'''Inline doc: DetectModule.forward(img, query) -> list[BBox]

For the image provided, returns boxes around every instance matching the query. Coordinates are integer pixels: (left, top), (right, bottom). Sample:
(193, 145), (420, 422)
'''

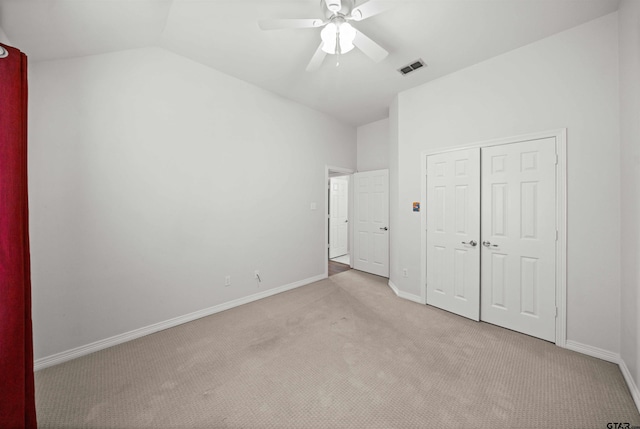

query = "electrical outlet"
(402, 268), (408, 278)
(224, 275), (231, 287)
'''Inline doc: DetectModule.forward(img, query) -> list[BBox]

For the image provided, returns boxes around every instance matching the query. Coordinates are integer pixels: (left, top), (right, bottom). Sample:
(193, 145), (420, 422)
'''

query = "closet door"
(426, 149), (481, 320)
(480, 138), (557, 342)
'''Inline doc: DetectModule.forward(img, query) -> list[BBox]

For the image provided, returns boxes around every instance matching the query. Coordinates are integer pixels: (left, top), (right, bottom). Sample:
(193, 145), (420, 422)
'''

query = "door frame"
(325, 165), (355, 278)
(420, 129), (567, 347)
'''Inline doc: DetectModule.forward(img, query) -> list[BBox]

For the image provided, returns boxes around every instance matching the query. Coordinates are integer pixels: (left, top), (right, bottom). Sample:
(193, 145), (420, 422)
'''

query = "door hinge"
(555, 307), (558, 318)
(556, 230), (559, 241)
(555, 154), (559, 165)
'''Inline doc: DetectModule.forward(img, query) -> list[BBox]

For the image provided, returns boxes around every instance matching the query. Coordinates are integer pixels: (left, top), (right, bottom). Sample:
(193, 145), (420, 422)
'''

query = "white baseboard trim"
(565, 340), (640, 414)
(387, 280), (425, 305)
(564, 340), (620, 364)
(34, 273), (327, 371)
(387, 280), (400, 296)
(619, 358), (640, 413)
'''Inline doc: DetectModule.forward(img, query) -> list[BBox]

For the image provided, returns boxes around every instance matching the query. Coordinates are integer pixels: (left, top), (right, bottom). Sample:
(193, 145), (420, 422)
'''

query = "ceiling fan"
(258, 0), (392, 71)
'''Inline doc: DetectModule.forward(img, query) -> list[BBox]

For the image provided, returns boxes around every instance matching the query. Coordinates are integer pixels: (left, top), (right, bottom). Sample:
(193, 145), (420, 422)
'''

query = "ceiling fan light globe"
(321, 23), (338, 54)
(340, 41), (355, 53)
(337, 22), (356, 53)
(339, 22), (356, 48)
(320, 21), (356, 55)
(321, 43), (335, 55)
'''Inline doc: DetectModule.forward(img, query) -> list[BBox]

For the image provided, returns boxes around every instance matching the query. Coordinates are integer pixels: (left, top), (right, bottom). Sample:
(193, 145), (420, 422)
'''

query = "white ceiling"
(0, 0), (620, 126)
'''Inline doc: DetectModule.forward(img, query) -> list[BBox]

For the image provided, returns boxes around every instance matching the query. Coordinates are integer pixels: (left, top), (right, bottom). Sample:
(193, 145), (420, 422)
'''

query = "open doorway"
(325, 166), (354, 277)
(329, 175), (349, 264)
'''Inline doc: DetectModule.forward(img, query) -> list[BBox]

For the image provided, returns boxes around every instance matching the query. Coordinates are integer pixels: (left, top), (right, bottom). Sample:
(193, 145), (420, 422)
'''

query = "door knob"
(380, 227), (388, 231)
(461, 240), (477, 247)
(482, 241), (498, 248)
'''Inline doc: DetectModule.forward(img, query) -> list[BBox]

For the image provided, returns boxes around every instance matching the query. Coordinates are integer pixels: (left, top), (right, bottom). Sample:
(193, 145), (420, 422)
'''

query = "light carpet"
(35, 270), (640, 428)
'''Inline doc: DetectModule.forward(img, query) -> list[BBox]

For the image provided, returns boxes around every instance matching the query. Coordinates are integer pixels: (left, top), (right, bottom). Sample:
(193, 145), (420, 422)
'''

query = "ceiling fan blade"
(353, 30), (388, 63)
(258, 19), (324, 31)
(306, 43), (327, 72)
(350, 1), (394, 21)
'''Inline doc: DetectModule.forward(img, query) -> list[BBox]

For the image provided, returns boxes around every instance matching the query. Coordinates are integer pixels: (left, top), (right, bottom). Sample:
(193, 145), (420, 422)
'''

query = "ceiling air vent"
(398, 59), (426, 76)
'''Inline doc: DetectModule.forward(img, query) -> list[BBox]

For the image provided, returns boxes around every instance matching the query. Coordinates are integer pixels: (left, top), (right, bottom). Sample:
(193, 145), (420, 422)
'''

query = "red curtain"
(0, 43), (37, 429)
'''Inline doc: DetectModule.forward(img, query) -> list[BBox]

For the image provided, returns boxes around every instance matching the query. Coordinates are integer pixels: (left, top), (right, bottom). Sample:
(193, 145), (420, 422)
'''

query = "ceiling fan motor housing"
(326, 0), (341, 12)
(322, 0), (354, 18)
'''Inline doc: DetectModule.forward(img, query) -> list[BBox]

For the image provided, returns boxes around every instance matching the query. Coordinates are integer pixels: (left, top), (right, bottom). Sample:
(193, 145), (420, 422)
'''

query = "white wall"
(619, 0), (640, 397)
(391, 13), (621, 352)
(0, 25), (10, 44)
(28, 47), (356, 360)
(357, 118), (389, 172)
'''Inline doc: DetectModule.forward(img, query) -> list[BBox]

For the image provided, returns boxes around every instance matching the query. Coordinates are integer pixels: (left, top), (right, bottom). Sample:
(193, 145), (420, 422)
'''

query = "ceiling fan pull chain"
(335, 25), (341, 67)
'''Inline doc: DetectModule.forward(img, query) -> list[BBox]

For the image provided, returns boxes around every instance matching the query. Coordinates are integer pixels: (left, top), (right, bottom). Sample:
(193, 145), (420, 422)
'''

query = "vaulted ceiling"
(0, 0), (620, 126)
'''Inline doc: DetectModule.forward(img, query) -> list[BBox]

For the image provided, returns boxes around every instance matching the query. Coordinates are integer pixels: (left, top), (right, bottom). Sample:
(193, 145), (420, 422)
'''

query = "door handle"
(461, 240), (477, 247)
(380, 227), (388, 231)
(482, 241), (498, 248)
(345, 220), (348, 223)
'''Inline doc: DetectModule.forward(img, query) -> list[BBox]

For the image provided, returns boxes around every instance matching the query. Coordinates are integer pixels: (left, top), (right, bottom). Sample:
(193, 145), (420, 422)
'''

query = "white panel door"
(480, 138), (557, 342)
(353, 169), (389, 277)
(329, 177), (349, 259)
(426, 149), (481, 320)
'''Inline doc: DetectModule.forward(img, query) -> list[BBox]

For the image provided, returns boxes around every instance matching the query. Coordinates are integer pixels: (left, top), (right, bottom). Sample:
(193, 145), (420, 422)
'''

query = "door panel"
(520, 257), (538, 316)
(480, 138), (556, 342)
(454, 249), (468, 298)
(426, 148), (480, 321)
(490, 253), (507, 308)
(353, 170), (389, 277)
(357, 232), (368, 261)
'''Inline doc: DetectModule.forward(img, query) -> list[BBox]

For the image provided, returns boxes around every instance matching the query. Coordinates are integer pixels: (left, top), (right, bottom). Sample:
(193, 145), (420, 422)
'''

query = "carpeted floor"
(35, 270), (640, 428)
